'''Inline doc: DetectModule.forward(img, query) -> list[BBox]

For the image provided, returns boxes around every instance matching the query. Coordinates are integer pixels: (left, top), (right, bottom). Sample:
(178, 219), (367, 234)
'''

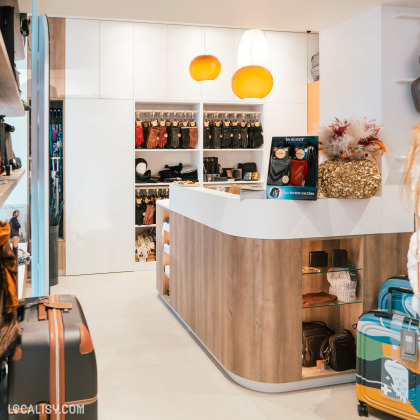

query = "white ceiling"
(19, 0), (420, 32)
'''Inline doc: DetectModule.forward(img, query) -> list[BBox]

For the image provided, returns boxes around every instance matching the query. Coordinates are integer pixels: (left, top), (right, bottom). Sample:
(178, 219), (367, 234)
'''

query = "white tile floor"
(52, 271), (399, 420)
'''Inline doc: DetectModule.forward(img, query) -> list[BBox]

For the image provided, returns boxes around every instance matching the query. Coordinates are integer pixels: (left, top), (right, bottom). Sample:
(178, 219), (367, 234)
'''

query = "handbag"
(302, 321), (334, 367)
(320, 329), (356, 371)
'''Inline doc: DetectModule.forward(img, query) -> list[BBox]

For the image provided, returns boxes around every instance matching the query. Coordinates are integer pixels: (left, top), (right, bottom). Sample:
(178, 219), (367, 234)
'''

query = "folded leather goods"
(180, 165), (198, 181)
(302, 291), (337, 305)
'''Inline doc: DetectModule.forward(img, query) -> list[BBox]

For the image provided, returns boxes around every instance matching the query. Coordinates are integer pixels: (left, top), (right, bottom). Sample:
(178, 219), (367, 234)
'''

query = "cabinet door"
(100, 21), (134, 99)
(133, 23), (168, 101)
(264, 32), (307, 104)
(201, 27), (235, 102)
(65, 19), (100, 98)
(65, 99), (134, 275)
(167, 25), (202, 101)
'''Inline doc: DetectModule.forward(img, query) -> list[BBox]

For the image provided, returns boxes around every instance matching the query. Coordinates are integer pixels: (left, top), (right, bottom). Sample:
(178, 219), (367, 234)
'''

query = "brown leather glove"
(142, 204), (156, 225)
(189, 127), (198, 149)
(157, 126), (168, 148)
(147, 127), (159, 149)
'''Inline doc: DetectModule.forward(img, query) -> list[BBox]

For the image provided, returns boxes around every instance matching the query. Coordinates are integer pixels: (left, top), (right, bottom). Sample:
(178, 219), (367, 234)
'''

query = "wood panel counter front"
(156, 202), (411, 392)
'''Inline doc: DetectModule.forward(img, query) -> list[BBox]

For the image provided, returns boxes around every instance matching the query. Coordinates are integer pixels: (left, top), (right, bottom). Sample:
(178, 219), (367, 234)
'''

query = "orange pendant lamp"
(189, 54), (221, 81)
(232, 29), (273, 99)
(232, 65), (273, 99)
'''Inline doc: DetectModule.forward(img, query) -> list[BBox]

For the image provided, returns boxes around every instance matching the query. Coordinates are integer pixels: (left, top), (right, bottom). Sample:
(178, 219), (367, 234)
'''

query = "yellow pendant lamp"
(189, 55), (221, 81)
(232, 65), (273, 99)
(232, 29), (273, 99)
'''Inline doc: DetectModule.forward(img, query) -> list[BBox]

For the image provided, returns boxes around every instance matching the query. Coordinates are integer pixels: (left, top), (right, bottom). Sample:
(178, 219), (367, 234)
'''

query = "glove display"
(135, 114), (197, 149)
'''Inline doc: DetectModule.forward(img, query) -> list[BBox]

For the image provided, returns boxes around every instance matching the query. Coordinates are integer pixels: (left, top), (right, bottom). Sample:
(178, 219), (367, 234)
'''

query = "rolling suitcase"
(356, 288), (420, 419)
(378, 276), (417, 319)
(6, 295), (97, 419)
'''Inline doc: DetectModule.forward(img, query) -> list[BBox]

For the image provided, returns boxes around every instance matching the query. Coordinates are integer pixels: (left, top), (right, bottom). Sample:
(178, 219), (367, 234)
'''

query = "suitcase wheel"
(357, 402), (368, 417)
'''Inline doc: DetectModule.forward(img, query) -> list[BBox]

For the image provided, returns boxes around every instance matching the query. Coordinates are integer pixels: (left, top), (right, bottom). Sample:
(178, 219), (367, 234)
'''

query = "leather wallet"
(309, 251), (328, 267)
(332, 249), (347, 267)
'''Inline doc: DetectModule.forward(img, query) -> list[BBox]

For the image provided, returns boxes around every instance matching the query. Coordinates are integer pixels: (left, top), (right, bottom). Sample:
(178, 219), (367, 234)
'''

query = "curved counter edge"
(160, 295), (356, 393)
(165, 185), (413, 240)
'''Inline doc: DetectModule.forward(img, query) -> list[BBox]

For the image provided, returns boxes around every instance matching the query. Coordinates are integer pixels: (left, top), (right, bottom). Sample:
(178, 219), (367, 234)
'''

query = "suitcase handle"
(369, 310), (419, 326)
(387, 287), (414, 314)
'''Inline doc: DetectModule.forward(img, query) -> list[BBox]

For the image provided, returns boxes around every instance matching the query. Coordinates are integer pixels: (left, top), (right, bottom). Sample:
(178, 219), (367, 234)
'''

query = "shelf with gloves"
(135, 149), (200, 152)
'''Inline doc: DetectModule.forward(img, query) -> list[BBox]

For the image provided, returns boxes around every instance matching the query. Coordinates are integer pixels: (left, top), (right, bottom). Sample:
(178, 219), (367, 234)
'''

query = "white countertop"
(156, 185), (413, 240)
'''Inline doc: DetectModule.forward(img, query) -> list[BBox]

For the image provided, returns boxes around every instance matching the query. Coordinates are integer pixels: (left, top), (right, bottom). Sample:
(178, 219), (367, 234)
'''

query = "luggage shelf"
(302, 366), (356, 380)
(302, 300), (362, 309)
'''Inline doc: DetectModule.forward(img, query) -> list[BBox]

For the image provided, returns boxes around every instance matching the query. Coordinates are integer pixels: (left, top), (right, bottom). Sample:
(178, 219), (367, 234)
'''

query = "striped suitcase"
(378, 276), (417, 319)
(356, 310), (420, 419)
(6, 295), (98, 419)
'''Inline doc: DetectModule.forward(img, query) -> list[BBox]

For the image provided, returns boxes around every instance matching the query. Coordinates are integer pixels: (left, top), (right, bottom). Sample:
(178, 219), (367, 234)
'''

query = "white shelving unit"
(133, 100), (265, 269)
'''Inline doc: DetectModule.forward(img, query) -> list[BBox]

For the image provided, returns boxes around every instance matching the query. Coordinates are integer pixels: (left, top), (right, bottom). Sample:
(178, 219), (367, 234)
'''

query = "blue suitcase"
(378, 276), (417, 319)
(357, 308), (420, 418)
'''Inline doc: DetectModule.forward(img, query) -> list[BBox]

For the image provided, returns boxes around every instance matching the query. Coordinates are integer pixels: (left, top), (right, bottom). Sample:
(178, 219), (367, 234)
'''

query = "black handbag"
(238, 162), (257, 173)
(320, 329), (356, 371)
(302, 321), (334, 367)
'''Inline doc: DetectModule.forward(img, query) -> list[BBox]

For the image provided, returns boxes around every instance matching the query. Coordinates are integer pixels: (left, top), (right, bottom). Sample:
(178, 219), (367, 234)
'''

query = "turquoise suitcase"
(378, 276), (417, 319)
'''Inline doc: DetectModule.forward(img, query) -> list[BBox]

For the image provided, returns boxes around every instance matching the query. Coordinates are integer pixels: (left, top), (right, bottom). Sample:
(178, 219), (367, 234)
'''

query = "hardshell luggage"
(7, 295), (97, 419)
(378, 276), (417, 319)
(356, 310), (420, 419)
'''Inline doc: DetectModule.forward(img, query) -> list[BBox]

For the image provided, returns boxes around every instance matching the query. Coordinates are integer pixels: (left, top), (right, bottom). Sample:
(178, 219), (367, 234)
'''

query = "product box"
(266, 136), (318, 200)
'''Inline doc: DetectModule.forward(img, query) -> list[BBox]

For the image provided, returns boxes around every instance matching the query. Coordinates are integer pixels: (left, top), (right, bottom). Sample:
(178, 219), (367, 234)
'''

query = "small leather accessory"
(252, 124), (263, 148)
(170, 126), (181, 149)
(232, 168), (242, 180)
(135, 123), (143, 148)
(180, 126), (190, 149)
(239, 162), (257, 173)
(320, 329), (356, 371)
(240, 126), (248, 148)
(157, 126), (167, 148)
(203, 125), (211, 149)
(147, 126), (159, 148)
(309, 251), (328, 268)
(290, 159), (307, 186)
(189, 126), (198, 149)
(332, 249), (347, 267)
(221, 123), (232, 148)
(302, 321), (335, 367)
(231, 124), (240, 148)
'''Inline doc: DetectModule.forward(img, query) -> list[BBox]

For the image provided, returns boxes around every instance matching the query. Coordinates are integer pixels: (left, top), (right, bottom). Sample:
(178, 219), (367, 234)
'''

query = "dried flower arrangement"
(315, 118), (387, 161)
(315, 118), (386, 199)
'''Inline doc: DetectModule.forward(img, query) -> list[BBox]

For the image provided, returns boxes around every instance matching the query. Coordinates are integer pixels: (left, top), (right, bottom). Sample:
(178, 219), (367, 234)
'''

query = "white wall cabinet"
(167, 25), (202, 101)
(100, 21), (134, 99)
(133, 23), (168, 101)
(65, 19), (100, 98)
(201, 27), (236, 102)
(65, 99), (134, 275)
(265, 32), (307, 104)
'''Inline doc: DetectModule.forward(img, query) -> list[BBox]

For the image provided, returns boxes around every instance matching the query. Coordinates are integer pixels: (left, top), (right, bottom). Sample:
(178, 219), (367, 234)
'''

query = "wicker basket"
(318, 160), (381, 199)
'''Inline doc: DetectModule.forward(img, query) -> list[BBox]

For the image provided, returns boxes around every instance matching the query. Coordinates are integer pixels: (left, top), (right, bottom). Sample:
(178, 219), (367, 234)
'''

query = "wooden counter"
(156, 201), (411, 392)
